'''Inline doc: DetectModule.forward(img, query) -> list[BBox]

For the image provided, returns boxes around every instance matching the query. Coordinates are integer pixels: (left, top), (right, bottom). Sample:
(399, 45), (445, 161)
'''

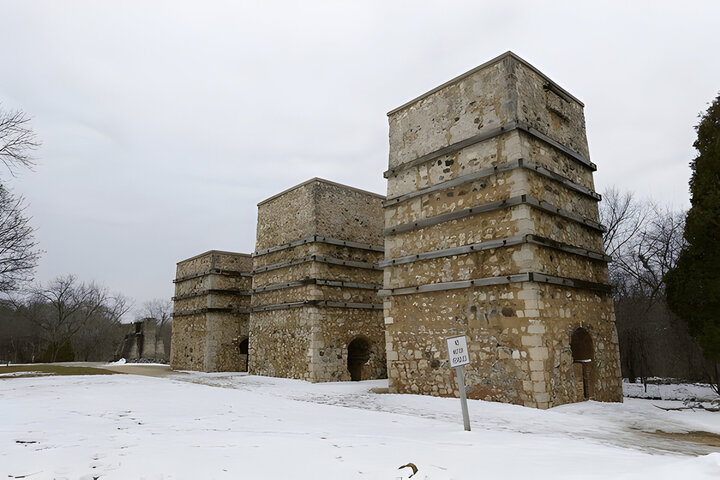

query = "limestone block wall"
(383, 51), (622, 408)
(249, 178), (387, 382)
(171, 250), (252, 372)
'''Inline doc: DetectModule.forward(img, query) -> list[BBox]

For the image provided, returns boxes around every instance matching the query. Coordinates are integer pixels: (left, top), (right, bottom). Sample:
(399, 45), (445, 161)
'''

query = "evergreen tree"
(665, 92), (720, 393)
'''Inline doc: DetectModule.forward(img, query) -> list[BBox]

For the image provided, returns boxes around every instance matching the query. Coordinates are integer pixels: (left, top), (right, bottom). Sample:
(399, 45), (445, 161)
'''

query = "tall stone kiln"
(249, 178), (387, 382)
(171, 250), (252, 372)
(381, 51), (623, 408)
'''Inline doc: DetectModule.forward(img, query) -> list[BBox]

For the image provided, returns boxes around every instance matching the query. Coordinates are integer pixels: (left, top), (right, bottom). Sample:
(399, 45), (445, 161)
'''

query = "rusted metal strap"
(382, 194), (605, 236)
(171, 306), (250, 317)
(253, 255), (382, 274)
(383, 159), (599, 207)
(253, 235), (383, 257)
(383, 120), (594, 179)
(172, 289), (252, 301)
(379, 272), (611, 297)
(252, 278), (381, 293)
(250, 300), (383, 312)
(379, 234), (609, 267)
(173, 269), (252, 283)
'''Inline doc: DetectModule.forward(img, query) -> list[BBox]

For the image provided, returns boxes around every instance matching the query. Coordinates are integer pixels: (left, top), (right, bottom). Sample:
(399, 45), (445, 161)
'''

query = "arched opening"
(570, 328), (594, 399)
(347, 337), (371, 381)
(239, 338), (249, 372)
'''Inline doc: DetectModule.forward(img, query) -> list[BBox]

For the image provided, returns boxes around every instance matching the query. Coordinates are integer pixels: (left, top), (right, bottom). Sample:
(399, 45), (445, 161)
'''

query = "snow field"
(1, 372), (719, 479)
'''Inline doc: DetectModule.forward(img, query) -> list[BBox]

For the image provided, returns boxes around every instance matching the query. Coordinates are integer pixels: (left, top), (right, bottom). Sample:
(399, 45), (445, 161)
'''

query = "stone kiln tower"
(249, 178), (387, 382)
(170, 251), (252, 372)
(381, 52), (623, 407)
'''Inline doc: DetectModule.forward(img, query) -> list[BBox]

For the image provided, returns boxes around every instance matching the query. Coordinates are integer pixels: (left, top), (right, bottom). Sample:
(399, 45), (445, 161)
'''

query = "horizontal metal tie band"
(383, 120), (594, 179)
(379, 235), (526, 267)
(382, 196), (520, 236)
(383, 158), (600, 208)
(172, 306), (250, 317)
(252, 278), (381, 293)
(528, 272), (612, 293)
(253, 255), (382, 274)
(250, 300), (383, 312)
(173, 269), (252, 283)
(379, 274), (532, 296)
(313, 279), (380, 289)
(383, 160), (521, 206)
(521, 125), (596, 170)
(318, 301), (383, 310)
(524, 234), (611, 262)
(529, 196), (606, 232)
(253, 235), (384, 257)
(378, 272), (611, 297)
(384, 123), (517, 179)
(382, 194), (605, 236)
(523, 160), (601, 200)
(379, 233), (610, 268)
(171, 289), (252, 301)
(249, 301), (310, 312)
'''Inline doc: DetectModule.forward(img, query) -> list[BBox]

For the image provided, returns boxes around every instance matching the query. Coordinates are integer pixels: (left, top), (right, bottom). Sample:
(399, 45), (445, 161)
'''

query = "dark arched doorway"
(239, 338), (249, 372)
(570, 328), (594, 399)
(347, 337), (371, 381)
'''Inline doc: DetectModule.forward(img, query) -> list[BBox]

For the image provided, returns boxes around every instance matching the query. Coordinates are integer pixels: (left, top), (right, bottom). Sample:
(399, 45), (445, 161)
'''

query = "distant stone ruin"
(170, 51), (622, 408)
(116, 318), (168, 363)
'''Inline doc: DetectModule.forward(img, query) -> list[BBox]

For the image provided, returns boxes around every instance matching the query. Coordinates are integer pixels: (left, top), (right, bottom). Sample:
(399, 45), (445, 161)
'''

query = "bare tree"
(601, 188), (706, 382)
(0, 185), (41, 293)
(15, 275), (131, 362)
(600, 189), (685, 300)
(600, 187), (648, 262)
(612, 205), (685, 301)
(73, 311), (128, 362)
(0, 105), (41, 294)
(0, 104), (39, 175)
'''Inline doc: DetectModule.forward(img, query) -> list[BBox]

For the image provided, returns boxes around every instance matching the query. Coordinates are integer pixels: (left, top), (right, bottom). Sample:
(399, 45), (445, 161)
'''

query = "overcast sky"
(0, 1), (718, 319)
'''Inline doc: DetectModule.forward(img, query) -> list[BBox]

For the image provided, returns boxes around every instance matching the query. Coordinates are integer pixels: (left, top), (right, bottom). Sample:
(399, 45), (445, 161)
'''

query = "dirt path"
(97, 364), (185, 378)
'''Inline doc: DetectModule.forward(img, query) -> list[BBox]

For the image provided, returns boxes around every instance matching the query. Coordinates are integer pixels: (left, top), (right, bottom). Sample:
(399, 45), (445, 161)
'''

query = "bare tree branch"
(0, 185), (40, 293)
(0, 104), (39, 176)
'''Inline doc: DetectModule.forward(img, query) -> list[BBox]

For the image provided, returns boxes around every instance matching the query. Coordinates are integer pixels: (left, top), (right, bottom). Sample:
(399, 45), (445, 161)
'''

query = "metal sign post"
(446, 335), (471, 431)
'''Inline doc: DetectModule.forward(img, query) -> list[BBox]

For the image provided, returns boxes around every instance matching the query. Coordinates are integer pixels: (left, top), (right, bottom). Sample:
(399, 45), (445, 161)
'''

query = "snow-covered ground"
(1, 370), (719, 480)
(623, 379), (718, 402)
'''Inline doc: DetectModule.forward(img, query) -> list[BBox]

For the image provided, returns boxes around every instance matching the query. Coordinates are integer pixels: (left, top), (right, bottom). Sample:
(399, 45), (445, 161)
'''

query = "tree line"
(600, 92), (720, 393)
(600, 188), (706, 383)
(0, 276), (171, 364)
(0, 103), (171, 365)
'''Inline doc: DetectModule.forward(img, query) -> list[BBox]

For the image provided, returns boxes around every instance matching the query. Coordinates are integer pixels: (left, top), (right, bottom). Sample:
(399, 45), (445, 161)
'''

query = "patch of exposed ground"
(649, 430), (720, 448)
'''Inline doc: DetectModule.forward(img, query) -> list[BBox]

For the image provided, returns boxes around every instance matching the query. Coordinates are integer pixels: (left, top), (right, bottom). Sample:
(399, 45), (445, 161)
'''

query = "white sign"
(446, 335), (470, 368)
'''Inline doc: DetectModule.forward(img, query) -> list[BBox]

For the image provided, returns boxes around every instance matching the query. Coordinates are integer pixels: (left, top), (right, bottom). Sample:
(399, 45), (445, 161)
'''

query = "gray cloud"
(1, 1), (717, 317)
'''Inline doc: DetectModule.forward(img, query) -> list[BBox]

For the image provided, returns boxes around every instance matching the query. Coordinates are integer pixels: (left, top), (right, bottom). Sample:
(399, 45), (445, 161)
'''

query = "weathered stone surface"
(249, 178), (386, 383)
(388, 53), (589, 171)
(384, 244), (608, 289)
(384, 51), (622, 408)
(385, 205), (603, 260)
(255, 178), (384, 251)
(384, 284), (620, 406)
(387, 130), (595, 200)
(170, 250), (251, 372)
